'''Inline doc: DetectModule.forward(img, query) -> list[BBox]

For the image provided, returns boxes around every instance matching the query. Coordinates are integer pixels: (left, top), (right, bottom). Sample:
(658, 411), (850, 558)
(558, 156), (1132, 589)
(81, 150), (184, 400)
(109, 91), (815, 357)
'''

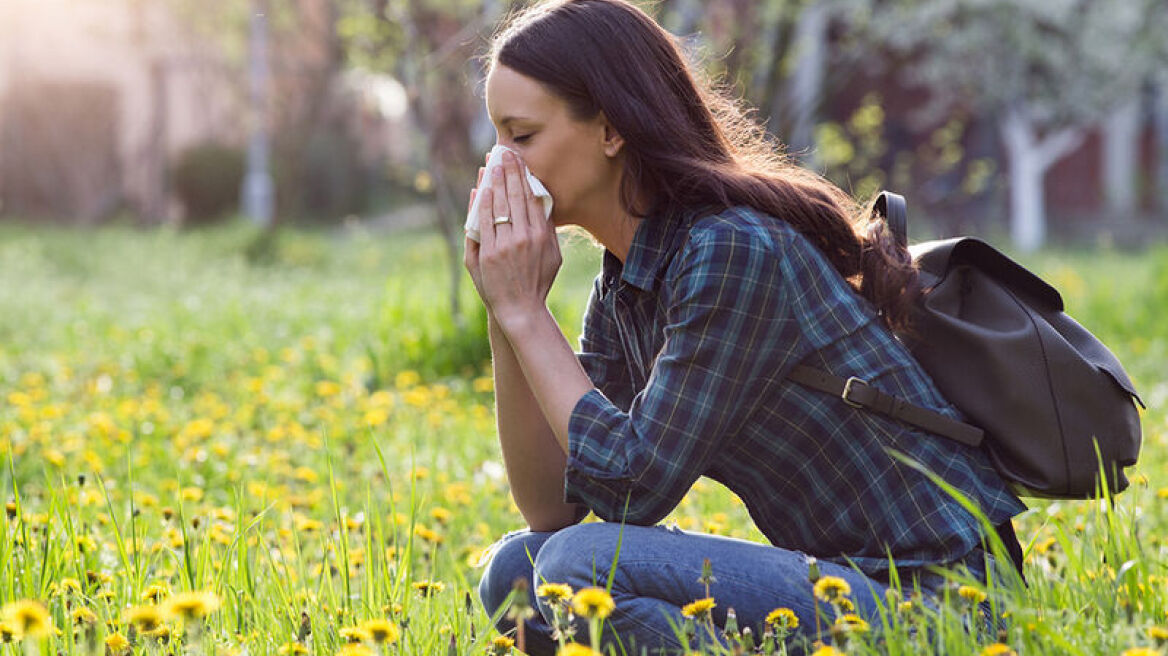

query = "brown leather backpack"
(788, 191), (1145, 500)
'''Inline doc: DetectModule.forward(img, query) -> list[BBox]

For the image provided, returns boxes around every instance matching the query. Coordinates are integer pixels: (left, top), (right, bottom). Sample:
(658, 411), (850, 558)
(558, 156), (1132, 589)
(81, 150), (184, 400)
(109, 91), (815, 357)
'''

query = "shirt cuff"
(563, 387), (636, 507)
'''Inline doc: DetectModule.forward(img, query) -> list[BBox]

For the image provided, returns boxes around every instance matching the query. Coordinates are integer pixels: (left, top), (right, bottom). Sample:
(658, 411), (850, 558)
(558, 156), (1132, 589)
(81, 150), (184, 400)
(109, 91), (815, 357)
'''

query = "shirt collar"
(603, 203), (715, 293)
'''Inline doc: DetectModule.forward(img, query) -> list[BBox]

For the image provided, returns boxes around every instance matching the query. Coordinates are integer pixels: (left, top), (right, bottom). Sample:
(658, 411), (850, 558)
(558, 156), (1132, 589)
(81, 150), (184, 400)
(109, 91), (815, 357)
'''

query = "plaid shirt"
(565, 204), (1027, 577)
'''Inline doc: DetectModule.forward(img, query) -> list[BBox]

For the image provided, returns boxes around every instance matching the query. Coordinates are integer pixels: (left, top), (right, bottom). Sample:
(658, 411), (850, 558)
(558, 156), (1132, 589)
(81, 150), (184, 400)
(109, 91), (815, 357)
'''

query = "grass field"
(0, 221), (1165, 656)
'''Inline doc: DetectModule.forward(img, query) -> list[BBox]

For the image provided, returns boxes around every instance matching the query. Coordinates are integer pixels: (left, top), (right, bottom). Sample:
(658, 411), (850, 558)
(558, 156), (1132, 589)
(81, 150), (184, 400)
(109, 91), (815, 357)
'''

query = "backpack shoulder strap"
(787, 365), (985, 447)
(874, 191), (908, 249)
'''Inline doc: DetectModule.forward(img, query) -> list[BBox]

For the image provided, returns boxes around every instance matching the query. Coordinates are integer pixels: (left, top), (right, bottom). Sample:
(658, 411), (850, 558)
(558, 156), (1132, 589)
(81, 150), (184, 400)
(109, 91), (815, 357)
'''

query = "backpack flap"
(911, 237), (1064, 311)
(901, 237), (1143, 498)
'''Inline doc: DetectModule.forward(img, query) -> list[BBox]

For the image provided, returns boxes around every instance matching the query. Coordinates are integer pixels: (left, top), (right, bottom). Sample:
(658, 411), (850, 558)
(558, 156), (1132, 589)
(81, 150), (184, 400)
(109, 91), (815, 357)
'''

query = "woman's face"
(484, 64), (623, 228)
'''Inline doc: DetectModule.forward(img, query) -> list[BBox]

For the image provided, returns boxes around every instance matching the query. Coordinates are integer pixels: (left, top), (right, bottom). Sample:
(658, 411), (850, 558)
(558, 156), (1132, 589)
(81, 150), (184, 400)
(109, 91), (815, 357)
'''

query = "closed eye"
(513, 134), (532, 143)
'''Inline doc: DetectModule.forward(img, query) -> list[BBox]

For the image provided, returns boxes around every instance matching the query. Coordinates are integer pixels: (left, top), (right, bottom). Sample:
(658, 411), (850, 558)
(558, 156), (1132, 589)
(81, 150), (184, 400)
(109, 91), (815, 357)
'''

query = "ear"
(598, 111), (625, 158)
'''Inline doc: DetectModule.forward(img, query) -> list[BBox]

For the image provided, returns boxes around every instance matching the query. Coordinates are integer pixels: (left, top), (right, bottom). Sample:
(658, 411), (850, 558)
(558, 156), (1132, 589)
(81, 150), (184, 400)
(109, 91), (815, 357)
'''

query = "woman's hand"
(464, 149), (562, 330)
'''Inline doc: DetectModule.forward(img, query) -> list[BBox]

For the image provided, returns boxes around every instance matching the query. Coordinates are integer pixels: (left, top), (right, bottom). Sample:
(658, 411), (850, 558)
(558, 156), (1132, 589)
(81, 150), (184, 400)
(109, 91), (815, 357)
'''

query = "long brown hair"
(483, 0), (919, 330)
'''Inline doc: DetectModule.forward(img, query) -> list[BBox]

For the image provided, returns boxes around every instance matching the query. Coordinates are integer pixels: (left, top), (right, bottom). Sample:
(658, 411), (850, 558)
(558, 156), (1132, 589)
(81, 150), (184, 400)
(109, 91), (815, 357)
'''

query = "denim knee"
(477, 529), (550, 620)
(532, 522), (620, 591)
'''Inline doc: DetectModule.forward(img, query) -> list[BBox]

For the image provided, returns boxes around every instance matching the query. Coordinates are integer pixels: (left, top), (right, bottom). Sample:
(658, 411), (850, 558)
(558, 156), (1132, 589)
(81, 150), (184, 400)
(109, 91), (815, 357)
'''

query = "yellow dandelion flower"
(360, 618), (399, 644)
(812, 576), (851, 602)
(1, 600), (52, 638)
(412, 580), (445, 597)
(163, 590), (220, 620)
(810, 647), (844, 656)
(537, 583), (574, 603)
(60, 578), (82, 595)
(71, 607), (98, 626)
(278, 642), (309, 655)
(1121, 649), (1159, 656)
(339, 626), (371, 643)
(765, 607), (798, 630)
(958, 585), (988, 604)
(1034, 536), (1057, 555)
(0, 622), (16, 643)
(980, 644), (1017, 656)
(142, 582), (171, 603)
(315, 380), (342, 398)
(834, 613), (870, 634)
(362, 409), (389, 427)
(490, 635), (516, 655)
(145, 625), (172, 641)
(124, 605), (164, 632)
(296, 516), (324, 533)
(1146, 626), (1168, 642)
(105, 632), (131, 655)
(572, 587), (615, 620)
(680, 597), (716, 620)
(336, 644), (373, 656)
(395, 370), (421, 388)
(414, 525), (443, 545)
(557, 644), (603, 656)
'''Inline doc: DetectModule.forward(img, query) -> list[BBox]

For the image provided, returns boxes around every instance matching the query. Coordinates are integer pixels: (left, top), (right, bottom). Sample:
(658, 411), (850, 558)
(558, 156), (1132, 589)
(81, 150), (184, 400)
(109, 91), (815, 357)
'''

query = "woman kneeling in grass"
(463, 0), (1026, 652)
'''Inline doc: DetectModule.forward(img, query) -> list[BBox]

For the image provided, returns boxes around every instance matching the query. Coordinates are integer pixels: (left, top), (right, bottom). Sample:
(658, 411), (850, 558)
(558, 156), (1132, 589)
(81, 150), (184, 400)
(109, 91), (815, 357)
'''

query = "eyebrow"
(496, 115), (535, 127)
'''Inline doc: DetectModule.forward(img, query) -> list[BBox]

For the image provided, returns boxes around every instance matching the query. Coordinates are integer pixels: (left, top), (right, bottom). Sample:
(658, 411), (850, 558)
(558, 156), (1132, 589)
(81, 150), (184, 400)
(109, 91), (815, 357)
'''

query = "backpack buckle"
(841, 377), (869, 408)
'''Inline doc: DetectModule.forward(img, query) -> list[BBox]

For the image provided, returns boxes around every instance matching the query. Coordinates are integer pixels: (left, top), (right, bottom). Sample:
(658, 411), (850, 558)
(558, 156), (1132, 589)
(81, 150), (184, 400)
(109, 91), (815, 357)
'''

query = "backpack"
(787, 191), (1145, 501)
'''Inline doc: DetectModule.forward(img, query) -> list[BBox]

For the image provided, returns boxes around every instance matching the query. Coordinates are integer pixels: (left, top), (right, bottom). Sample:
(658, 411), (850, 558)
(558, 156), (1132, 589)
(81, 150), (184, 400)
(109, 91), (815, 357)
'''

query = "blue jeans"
(476, 522), (973, 655)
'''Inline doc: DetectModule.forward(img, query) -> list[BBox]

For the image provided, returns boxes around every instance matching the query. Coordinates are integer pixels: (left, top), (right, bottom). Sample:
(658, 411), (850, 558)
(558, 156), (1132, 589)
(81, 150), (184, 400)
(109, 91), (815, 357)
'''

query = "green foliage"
(171, 142), (246, 225)
(815, 92), (888, 203)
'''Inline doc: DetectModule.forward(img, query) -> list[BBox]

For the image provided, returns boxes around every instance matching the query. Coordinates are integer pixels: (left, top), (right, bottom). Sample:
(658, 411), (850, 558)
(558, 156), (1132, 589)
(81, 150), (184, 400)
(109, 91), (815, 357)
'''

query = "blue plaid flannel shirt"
(565, 204), (1027, 577)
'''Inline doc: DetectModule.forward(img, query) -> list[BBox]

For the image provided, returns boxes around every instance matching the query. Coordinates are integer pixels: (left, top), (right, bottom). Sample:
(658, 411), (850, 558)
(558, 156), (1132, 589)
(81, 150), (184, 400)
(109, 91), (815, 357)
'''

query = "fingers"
(464, 233), (480, 270)
(491, 159), (512, 236)
(519, 163), (549, 237)
(500, 150), (529, 233)
(478, 186), (496, 251)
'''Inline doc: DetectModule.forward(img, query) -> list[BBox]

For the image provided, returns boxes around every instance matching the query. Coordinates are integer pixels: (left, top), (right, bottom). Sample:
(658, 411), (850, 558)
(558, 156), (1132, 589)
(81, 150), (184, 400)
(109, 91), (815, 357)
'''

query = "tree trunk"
(787, 1), (828, 165)
(1101, 96), (1141, 217)
(1000, 106), (1084, 252)
(1155, 82), (1168, 213)
(1004, 128), (1045, 252)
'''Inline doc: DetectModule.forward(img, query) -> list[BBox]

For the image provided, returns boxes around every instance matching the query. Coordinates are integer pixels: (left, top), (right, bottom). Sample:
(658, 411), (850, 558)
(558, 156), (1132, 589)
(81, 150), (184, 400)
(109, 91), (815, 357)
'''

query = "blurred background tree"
(858, 0), (1168, 251)
(336, 0), (501, 327)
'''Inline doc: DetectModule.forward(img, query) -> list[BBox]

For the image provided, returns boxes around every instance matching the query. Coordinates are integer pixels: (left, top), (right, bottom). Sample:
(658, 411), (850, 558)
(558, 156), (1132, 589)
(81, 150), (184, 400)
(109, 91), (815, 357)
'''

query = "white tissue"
(465, 144), (554, 242)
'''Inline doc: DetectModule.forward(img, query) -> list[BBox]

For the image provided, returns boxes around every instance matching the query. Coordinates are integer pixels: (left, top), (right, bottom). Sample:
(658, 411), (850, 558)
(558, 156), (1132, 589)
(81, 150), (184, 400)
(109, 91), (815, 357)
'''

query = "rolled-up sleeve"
(564, 226), (798, 525)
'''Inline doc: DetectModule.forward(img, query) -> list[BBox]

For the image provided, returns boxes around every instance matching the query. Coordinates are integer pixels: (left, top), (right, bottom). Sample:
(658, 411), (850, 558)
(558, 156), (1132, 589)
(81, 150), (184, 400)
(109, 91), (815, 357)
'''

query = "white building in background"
(0, 0), (411, 224)
(0, 0), (244, 222)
